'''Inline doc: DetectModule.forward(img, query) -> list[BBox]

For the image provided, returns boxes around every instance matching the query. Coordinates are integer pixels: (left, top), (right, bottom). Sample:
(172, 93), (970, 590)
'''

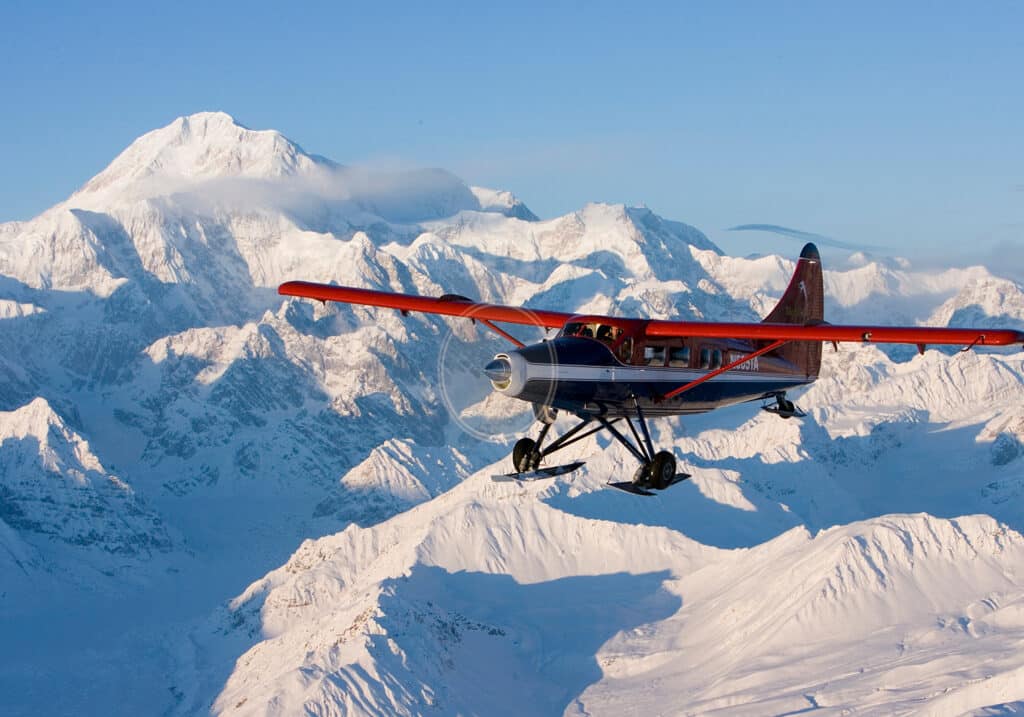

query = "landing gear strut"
(505, 398), (688, 494)
(597, 397), (682, 490)
(511, 407), (606, 473)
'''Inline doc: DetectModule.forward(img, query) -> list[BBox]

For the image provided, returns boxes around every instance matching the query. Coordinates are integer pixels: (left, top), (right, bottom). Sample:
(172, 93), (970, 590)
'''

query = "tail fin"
(763, 243), (824, 378)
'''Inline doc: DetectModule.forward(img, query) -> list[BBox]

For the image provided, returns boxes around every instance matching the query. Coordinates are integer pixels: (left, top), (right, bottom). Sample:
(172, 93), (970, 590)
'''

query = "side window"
(644, 345), (666, 367)
(668, 346), (690, 367)
(699, 347), (710, 369)
(710, 349), (722, 370)
(617, 337), (633, 363)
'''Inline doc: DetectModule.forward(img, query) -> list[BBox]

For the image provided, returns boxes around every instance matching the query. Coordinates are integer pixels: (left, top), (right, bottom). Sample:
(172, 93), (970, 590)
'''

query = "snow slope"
(1, 112), (1023, 716)
(0, 398), (172, 592)
(175, 344), (1024, 716)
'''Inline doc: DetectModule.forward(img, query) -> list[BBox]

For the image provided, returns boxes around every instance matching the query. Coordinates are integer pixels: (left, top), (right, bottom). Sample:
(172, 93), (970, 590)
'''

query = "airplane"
(279, 243), (1024, 495)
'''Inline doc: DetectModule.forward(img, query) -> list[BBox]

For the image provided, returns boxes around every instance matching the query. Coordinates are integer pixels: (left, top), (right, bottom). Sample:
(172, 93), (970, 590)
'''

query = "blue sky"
(2, 1), (1021, 266)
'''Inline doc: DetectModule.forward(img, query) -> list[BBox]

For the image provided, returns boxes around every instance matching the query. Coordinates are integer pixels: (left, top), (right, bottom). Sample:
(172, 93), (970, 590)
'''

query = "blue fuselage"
(488, 337), (812, 418)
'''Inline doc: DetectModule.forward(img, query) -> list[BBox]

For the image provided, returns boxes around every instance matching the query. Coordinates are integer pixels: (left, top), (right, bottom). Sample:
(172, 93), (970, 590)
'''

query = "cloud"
(129, 164), (480, 224)
(727, 224), (888, 252)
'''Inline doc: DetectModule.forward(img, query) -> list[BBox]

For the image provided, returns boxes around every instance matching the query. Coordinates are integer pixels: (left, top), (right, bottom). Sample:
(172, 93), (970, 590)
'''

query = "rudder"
(763, 243), (824, 378)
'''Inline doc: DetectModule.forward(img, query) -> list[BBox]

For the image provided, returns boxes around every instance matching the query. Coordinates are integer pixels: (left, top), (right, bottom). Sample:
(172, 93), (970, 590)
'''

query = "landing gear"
(499, 397), (689, 495)
(507, 410), (599, 474)
(510, 404), (559, 470)
(762, 392), (806, 419)
(628, 451), (676, 489)
(651, 450), (677, 489)
(513, 437), (539, 472)
(601, 398), (688, 493)
(494, 414), (597, 482)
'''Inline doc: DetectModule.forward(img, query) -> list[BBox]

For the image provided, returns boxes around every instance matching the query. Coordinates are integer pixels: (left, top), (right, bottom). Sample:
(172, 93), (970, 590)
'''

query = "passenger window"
(617, 337), (633, 363)
(699, 348), (710, 369)
(596, 324), (615, 343)
(710, 349), (722, 370)
(668, 346), (690, 367)
(644, 345), (666, 366)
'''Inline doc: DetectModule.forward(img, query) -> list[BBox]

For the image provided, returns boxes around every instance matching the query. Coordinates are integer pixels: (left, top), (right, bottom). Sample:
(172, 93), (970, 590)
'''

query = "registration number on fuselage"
(730, 354), (759, 371)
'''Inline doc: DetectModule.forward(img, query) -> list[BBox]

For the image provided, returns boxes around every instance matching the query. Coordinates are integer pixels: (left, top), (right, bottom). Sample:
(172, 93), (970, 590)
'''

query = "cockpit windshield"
(560, 319), (638, 363)
(561, 322), (623, 345)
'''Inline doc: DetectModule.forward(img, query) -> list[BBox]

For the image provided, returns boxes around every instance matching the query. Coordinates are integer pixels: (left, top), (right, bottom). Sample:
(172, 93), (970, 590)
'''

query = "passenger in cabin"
(596, 324), (614, 342)
(617, 337), (633, 363)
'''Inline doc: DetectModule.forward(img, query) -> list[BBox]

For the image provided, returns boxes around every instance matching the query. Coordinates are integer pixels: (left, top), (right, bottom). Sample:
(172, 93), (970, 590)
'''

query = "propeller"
(435, 305), (550, 443)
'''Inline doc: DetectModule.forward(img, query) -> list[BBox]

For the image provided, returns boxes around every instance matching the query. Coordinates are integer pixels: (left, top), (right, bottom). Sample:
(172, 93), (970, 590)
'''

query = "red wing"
(645, 319), (1024, 347)
(278, 281), (574, 329)
(279, 281), (1024, 347)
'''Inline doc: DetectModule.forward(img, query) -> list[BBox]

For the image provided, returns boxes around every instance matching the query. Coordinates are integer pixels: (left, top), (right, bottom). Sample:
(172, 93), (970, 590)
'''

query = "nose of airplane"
(483, 352), (528, 395)
(483, 356), (512, 385)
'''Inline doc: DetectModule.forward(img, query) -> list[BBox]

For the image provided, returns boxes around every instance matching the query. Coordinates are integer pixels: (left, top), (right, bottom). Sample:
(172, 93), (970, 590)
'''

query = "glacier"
(1, 111), (1024, 715)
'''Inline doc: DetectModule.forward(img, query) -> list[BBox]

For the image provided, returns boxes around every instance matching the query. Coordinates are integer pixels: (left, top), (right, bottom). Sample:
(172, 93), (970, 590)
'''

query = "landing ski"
(606, 481), (656, 496)
(491, 461), (585, 482)
(662, 473), (691, 489)
(607, 472), (691, 497)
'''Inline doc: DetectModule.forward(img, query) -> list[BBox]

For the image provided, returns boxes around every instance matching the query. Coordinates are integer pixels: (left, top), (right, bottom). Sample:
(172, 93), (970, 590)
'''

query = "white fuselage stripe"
(523, 363), (803, 383)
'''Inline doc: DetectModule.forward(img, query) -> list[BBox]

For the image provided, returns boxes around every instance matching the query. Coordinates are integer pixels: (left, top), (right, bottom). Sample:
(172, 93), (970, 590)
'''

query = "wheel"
(779, 399), (795, 419)
(513, 437), (538, 472)
(650, 451), (676, 489)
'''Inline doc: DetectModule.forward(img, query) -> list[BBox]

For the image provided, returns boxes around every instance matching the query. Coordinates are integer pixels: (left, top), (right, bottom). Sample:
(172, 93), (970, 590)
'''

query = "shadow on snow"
(544, 408), (1024, 550)
(351, 565), (681, 717)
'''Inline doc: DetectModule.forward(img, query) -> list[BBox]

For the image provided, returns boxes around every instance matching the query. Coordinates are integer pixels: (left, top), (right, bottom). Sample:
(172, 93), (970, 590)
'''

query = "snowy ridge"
(927, 276), (1024, 331)
(0, 398), (172, 586)
(183, 482), (1024, 716)
(2, 112), (1024, 715)
(188, 474), (713, 717)
(469, 185), (539, 221)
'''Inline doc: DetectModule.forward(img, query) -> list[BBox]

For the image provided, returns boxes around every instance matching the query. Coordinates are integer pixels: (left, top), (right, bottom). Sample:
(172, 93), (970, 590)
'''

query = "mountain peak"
(73, 111), (324, 198)
(0, 397), (66, 445)
(0, 397), (110, 478)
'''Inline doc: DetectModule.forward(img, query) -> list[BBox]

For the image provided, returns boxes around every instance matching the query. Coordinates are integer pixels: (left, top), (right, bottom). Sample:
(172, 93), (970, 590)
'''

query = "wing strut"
(961, 335), (984, 352)
(659, 339), (789, 402)
(478, 319), (525, 348)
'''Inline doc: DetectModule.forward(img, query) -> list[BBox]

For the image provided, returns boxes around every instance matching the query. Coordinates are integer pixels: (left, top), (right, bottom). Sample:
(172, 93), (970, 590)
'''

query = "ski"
(491, 461), (585, 482)
(606, 472), (691, 496)
(606, 481), (656, 496)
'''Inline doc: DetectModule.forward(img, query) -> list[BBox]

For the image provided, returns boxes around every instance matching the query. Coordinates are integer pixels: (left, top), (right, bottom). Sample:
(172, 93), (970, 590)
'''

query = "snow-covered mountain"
(2, 112), (1024, 716)
(0, 398), (172, 588)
